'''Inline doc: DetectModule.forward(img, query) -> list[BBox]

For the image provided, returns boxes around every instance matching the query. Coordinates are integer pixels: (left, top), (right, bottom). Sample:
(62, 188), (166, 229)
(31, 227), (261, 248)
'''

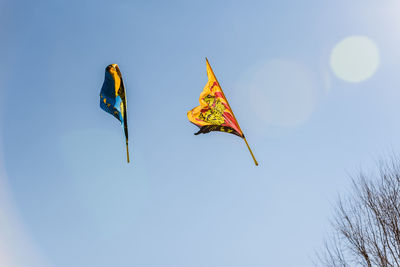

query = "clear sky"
(2, 0), (400, 266)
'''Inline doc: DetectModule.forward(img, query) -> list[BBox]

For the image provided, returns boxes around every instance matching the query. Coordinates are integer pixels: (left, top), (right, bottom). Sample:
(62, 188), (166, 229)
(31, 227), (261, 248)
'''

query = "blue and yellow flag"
(100, 64), (130, 163)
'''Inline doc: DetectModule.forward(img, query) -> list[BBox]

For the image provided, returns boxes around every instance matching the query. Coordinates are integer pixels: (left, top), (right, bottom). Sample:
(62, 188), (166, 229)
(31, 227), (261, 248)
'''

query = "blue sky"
(2, 0), (400, 266)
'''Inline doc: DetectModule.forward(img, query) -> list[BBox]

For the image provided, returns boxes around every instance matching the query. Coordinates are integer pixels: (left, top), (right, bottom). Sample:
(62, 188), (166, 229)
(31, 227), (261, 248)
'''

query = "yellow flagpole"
(205, 57), (258, 166)
(126, 139), (130, 163)
(115, 64), (130, 164)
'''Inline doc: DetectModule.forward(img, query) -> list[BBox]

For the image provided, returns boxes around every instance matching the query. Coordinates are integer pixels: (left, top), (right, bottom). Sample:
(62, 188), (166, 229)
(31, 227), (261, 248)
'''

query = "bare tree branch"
(316, 156), (400, 267)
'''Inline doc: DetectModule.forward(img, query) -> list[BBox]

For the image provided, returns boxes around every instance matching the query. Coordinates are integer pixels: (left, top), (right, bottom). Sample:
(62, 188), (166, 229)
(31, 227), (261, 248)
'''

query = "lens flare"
(236, 59), (318, 134)
(0, 80), (49, 267)
(330, 36), (380, 83)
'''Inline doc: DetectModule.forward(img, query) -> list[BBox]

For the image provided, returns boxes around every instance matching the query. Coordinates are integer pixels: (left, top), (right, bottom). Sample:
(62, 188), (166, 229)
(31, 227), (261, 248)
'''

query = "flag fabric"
(187, 59), (244, 138)
(100, 64), (130, 162)
(100, 64), (127, 124)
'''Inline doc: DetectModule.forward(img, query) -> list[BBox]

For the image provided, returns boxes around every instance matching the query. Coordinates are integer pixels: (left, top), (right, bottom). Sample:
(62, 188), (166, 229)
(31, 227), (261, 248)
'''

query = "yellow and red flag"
(187, 59), (243, 137)
(188, 58), (258, 166)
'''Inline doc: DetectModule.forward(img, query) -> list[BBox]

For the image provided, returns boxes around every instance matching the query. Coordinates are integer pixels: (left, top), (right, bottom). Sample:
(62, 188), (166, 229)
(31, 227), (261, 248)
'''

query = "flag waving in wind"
(100, 64), (130, 163)
(187, 59), (243, 137)
(187, 58), (258, 166)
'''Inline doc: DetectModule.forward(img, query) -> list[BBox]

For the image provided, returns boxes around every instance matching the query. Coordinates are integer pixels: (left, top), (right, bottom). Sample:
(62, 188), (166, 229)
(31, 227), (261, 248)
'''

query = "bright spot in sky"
(246, 60), (317, 128)
(0, 152), (49, 267)
(330, 36), (380, 83)
(0, 86), (48, 267)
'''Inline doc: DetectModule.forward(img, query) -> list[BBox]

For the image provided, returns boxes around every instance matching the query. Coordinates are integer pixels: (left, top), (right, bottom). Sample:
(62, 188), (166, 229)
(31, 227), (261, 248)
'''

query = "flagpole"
(205, 57), (258, 166)
(243, 137), (258, 166)
(117, 65), (130, 164)
(126, 139), (130, 163)
(123, 101), (130, 163)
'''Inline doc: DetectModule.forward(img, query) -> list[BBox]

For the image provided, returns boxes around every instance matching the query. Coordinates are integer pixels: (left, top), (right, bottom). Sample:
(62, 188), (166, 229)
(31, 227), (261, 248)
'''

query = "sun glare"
(330, 36), (380, 83)
(244, 60), (317, 129)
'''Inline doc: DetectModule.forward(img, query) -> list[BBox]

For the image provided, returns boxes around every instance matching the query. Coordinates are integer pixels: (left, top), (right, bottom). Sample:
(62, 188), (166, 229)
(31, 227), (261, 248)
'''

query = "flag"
(100, 64), (130, 163)
(187, 59), (244, 138)
(187, 58), (258, 166)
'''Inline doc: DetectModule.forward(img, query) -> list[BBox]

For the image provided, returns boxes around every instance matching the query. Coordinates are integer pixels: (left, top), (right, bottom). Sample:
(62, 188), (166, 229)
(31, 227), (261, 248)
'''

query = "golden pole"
(115, 64), (130, 164)
(244, 137), (258, 166)
(205, 57), (258, 166)
(126, 139), (130, 163)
